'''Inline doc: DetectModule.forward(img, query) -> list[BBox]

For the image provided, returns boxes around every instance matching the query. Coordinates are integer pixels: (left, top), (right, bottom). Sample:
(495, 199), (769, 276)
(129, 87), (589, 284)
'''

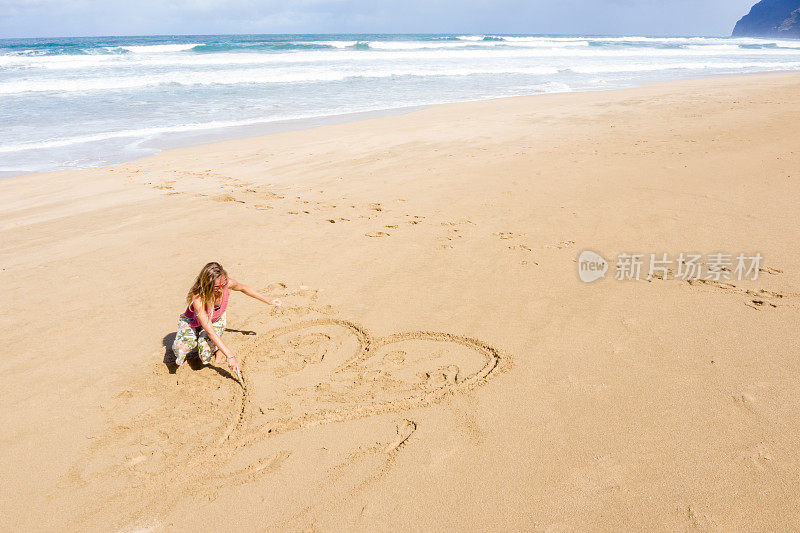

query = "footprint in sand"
(739, 441), (774, 471)
(687, 279), (791, 310)
(570, 454), (625, 495)
(732, 392), (757, 412)
(254, 283), (334, 321)
(381, 350), (406, 366)
(270, 332), (332, 377)
(546, 239), (575, 249)
(441, 218), (474, 227)
(211, 194), (245, 203)
(416, 364), (460, 389)
(386, 419), (417, 452)
(263, 281), (288, 293)
(685, 505), (719, 530)
(746, 299), (777, 310)
(365, 231), (390, 238)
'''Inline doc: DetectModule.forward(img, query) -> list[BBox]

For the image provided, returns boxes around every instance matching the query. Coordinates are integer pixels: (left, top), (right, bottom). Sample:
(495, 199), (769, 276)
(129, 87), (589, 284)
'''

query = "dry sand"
(2, 72), (800, 531)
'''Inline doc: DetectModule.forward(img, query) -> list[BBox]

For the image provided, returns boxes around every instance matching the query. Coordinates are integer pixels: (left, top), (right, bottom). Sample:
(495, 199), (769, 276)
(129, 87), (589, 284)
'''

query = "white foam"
(6, 34), (800, 174)
(0, 107), (419, 154)
(0, 119), (280, 153)
(568, 60), (800, 74)
(307, 40), (362, 49)
(0, 78), (586, 159)
(6, 54), (799, 96)
(113, 44), (201, 54)
(0, 65), (565, 95)
(4, 39), (800, 73)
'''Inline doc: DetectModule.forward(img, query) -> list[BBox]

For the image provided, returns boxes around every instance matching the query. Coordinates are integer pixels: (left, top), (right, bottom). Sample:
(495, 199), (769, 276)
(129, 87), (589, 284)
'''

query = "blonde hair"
(187, 262), (228, 316)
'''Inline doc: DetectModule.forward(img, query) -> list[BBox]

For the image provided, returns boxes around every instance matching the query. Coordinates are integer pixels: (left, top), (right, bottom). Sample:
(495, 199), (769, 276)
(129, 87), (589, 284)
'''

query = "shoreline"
(3, 70), (800, 530)
(4, 68), (799, 181)
(0, 104), (428, 180)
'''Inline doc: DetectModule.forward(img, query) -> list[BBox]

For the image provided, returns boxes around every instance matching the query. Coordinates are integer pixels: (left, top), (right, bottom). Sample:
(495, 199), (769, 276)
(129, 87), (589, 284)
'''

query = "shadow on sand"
(161, 329), (256, 382)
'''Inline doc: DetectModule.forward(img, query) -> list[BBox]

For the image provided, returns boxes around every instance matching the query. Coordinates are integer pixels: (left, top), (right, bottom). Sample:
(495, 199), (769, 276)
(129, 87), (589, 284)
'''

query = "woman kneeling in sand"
(173, 262), (280, 376)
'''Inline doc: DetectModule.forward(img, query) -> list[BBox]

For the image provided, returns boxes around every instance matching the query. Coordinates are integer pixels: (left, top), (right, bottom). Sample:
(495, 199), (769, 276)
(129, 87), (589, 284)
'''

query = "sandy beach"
(2, 71), (800, 530)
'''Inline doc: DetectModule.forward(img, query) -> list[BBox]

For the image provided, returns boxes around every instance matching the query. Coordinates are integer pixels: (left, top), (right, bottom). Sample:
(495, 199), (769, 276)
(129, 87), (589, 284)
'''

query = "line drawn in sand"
(224, 318), (509, 446)
(64, 316), (510, 529)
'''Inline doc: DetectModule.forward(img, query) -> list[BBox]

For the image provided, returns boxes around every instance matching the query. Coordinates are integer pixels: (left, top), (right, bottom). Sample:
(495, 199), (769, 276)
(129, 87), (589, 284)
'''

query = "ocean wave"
(5, 35), (800, 61)
(0, 81), (579, 156)
(0, 120), (268, 154)
(112, 43), (202, 54)
(566, 60), (800, 74)
(310, 40), (362, 48)
(685, 44), (742, 51)
(5, 59), (799, 95)
(191, 42), (335, 53)
(362, 38), (590, 50)
(6, 33), (800, 175)
(4, 42), (800, 72)
(348, 40), (493, 50)
(456, 35), (514, 41)
(0, 107), (415, 154)
(0, 65), (565, 94)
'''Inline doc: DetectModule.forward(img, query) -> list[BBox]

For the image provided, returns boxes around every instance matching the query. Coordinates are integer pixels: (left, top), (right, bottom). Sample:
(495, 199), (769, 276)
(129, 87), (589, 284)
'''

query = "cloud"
(0, 0), (760, 38)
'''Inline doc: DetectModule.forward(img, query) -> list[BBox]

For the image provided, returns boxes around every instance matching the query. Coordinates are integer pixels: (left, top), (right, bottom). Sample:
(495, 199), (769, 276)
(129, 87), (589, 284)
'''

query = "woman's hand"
(214, 344), (234, 363)
(227, 354), (240, 377)
(228, 279), (282, 308)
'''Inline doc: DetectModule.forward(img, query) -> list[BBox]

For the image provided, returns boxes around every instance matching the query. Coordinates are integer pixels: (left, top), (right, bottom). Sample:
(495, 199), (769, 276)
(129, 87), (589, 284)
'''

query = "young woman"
(173, 262), (280, 376)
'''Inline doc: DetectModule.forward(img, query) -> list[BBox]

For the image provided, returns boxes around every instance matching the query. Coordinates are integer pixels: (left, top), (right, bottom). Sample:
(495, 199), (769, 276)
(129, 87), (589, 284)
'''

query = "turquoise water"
(2, 33), (800, 176)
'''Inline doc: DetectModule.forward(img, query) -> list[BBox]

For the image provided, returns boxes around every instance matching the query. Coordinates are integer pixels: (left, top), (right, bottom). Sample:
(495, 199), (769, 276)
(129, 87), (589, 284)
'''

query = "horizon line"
(0, 31), (738, 41)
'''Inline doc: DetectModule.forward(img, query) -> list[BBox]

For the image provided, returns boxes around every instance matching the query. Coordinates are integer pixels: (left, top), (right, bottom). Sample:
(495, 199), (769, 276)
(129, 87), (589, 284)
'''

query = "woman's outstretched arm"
(191, 297), (237, 371)
(228, 279), (281, 306)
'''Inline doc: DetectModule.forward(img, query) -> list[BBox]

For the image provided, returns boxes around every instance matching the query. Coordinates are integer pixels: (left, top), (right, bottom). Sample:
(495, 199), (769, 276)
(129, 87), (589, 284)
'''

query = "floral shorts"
(172, 312), (227, 366)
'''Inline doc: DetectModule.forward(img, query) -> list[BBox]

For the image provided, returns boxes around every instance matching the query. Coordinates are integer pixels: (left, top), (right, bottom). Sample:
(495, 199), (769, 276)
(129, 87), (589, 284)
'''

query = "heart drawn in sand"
(225, 319), (506, 443)
(60, 317), (508, 529)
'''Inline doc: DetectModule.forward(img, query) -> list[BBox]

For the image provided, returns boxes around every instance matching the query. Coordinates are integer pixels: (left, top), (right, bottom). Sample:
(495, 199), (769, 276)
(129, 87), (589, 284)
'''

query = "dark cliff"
(733, 0), (800, 38)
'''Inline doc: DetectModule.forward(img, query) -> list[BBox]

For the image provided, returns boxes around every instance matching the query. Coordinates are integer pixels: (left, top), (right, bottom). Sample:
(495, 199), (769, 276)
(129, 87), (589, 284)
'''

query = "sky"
(0, 0), (760, 39)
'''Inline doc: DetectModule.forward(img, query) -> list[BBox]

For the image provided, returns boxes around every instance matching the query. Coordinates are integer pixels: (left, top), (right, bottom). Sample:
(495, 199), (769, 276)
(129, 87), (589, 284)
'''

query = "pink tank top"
(182, 285), (229, 327)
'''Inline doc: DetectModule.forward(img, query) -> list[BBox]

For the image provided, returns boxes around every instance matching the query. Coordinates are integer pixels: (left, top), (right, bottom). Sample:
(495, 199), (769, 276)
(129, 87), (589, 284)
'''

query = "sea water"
(2, 33), (800, 176)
